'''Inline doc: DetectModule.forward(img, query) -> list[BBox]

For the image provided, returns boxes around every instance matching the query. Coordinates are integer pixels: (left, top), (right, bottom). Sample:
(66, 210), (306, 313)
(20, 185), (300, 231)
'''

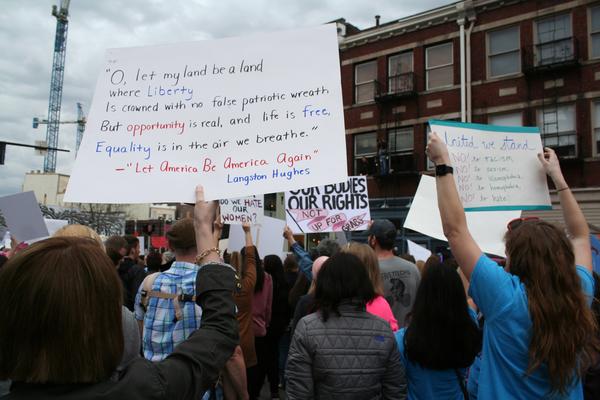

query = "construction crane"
(42, 0), (71, 172)
(33, 102), (87, 154)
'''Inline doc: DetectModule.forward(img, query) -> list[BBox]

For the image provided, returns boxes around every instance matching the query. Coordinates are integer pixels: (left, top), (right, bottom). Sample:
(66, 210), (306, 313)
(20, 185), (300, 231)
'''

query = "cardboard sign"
(64, 24), (347, 203)
(428, 120), (551, 211)
(407, 239), (432, 262)
(404, 175), (520, 257)
(0, 191), (49, 242)
(227, 216), (286, 257)
(219, 196), (264, 225)
(284, 176), (370, 233)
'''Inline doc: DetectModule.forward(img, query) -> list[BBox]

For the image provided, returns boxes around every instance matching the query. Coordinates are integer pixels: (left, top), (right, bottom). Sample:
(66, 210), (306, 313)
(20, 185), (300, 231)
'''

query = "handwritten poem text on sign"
(64, 25), (347, 203)
(285, 176), (370, 233)
(428, 120), (551, 211)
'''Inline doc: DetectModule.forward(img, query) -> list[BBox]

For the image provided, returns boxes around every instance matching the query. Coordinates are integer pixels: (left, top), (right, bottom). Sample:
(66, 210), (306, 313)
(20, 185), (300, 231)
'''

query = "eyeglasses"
(506, 217), (540, 231)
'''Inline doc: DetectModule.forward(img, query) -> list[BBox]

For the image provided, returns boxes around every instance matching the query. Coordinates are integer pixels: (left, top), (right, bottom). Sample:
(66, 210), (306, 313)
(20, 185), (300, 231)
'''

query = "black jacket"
(3, 263), (239, 400)
(118, 258), (147, 312)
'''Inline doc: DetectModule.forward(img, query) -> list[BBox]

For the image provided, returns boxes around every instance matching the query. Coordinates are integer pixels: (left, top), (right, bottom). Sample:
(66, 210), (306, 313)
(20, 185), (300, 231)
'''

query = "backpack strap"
(139, 272), (196, 321)
(139, 272), (161, 312)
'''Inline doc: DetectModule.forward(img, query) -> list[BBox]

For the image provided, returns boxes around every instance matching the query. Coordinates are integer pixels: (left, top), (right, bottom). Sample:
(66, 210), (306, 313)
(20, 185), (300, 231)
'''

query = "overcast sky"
(0, 0), (452, 197)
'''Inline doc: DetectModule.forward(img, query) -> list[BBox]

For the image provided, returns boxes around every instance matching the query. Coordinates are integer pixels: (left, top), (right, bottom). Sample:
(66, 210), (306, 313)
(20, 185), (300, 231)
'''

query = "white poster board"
(404, 175), (520, 257)
(227, 216), (286, 257)
(0, 191), (49, 242)
(64, 24), (347, 203)
(406, 239), (432, 262)
(284, 176), (370, 233)
(428, 120), (551, 211)
(219, 196), (264, 225)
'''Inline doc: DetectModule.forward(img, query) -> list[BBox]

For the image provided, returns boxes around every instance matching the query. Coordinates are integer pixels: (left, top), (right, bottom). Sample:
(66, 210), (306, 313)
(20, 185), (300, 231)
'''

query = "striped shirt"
(134, 261), (202, 362)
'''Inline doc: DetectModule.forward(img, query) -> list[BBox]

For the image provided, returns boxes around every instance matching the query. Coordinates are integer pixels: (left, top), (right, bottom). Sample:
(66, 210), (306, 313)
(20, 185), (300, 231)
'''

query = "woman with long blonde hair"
(427, 134), (598, 398)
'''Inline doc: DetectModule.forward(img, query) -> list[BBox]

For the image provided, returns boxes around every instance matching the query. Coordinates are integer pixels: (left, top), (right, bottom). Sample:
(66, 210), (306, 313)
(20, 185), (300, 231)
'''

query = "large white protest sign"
(404, 175), (520, 257)
(227, 216), (286, 256)
(284, 176), (370, 233)
(428, 120), (551, 211)
(64, 24), (347, 203)
(219, 196), (264, 225)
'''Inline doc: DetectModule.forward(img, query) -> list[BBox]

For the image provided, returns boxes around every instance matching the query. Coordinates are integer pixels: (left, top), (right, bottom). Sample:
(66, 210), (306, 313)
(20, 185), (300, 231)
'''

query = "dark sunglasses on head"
(507, 217), (540, 231)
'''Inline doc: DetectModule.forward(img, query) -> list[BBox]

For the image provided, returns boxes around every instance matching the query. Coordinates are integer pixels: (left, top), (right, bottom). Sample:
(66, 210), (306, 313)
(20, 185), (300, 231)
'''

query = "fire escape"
(373, 67), (418, 176)
(523, 13), (579, 158)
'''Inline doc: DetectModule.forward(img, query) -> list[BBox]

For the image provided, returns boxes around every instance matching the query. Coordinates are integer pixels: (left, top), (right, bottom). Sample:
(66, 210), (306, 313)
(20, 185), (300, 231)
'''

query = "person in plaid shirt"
(135, 218), (202, 361)
(135, 217), (248, 399)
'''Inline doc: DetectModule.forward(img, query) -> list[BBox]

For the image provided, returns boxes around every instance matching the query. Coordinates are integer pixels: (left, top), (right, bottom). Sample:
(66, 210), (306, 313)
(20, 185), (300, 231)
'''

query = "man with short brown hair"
(135, 218), (248, 399)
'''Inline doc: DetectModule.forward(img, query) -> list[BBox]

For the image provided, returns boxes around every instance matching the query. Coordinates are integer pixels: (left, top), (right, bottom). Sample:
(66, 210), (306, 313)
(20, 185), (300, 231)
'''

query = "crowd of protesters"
(0, 141), (599, 400)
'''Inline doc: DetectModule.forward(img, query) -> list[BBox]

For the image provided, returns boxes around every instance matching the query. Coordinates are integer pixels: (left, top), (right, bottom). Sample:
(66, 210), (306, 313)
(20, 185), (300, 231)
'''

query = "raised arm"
(195, 186), (221, 265)
(426, 132), (482, 279)
(284, 226), (314, 281)
(160, 185), (238, 398)
(241, 223), (257, 293)
(213, 207), (223, 248)
(538, 147), (592, 271)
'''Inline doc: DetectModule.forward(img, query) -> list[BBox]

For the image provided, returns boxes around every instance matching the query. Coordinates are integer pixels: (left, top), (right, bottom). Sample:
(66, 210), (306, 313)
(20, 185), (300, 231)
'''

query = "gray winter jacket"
(286, 301), (407, 400)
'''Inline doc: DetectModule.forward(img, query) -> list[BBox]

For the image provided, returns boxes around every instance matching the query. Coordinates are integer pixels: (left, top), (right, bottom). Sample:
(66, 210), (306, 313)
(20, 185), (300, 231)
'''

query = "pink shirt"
(367, 295), (399, 332)
(252, 272), (272, 337)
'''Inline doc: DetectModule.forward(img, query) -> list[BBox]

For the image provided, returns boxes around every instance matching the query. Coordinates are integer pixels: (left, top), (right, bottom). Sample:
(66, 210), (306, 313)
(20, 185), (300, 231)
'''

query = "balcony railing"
(523, 37), (579, 72)
(375, 72), (417, 102)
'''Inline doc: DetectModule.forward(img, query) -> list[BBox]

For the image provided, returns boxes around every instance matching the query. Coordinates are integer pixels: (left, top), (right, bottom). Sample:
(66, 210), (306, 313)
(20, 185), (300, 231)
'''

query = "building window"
(591, 6), (600, 59)
(593, 102), (600, 156)
(388, 127), (414, 173)
(355, 61), (377, 104)
(535, 14), (573, 66)
(488, 26), (520, 77)
(264, 193), (277, 213)
(536, 104), (576, 157)
(388, 52), (413, 94)
(426, 43), (453, 90)
(354, 132), (377, 175)
(488, 112), (522, 126)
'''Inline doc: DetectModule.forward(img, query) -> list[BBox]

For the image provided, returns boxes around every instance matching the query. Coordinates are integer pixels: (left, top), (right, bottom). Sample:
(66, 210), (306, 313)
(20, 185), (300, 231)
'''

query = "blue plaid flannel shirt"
(134, 261), (202, 362)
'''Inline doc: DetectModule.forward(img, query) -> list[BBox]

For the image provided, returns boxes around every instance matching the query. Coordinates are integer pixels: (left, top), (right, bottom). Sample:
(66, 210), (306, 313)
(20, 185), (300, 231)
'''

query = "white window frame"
(354, 61), (377, 104)
(387, 127), (414, 173)
(426, 43), (453, 90)
(487, 25), (521, 78)
(388, 127), (414, 154)
(534, 13), (573, 66)
(488, 112), (523, 127)
(388, 52), (413, 94)
(354, 132), (378, 174)
(592, 101), (600, 157)
(589, 6), (600, 60)
(536, 104), (577, 157)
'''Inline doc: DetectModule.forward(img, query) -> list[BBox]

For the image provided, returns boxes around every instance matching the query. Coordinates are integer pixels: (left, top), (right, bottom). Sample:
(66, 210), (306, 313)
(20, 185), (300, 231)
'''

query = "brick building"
(337, 0), (600, 247)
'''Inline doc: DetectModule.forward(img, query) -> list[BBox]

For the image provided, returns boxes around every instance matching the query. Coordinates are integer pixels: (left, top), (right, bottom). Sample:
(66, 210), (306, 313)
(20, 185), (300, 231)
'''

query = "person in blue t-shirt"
(395, 257), (481, 399)
(426, 134), (598, 400)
